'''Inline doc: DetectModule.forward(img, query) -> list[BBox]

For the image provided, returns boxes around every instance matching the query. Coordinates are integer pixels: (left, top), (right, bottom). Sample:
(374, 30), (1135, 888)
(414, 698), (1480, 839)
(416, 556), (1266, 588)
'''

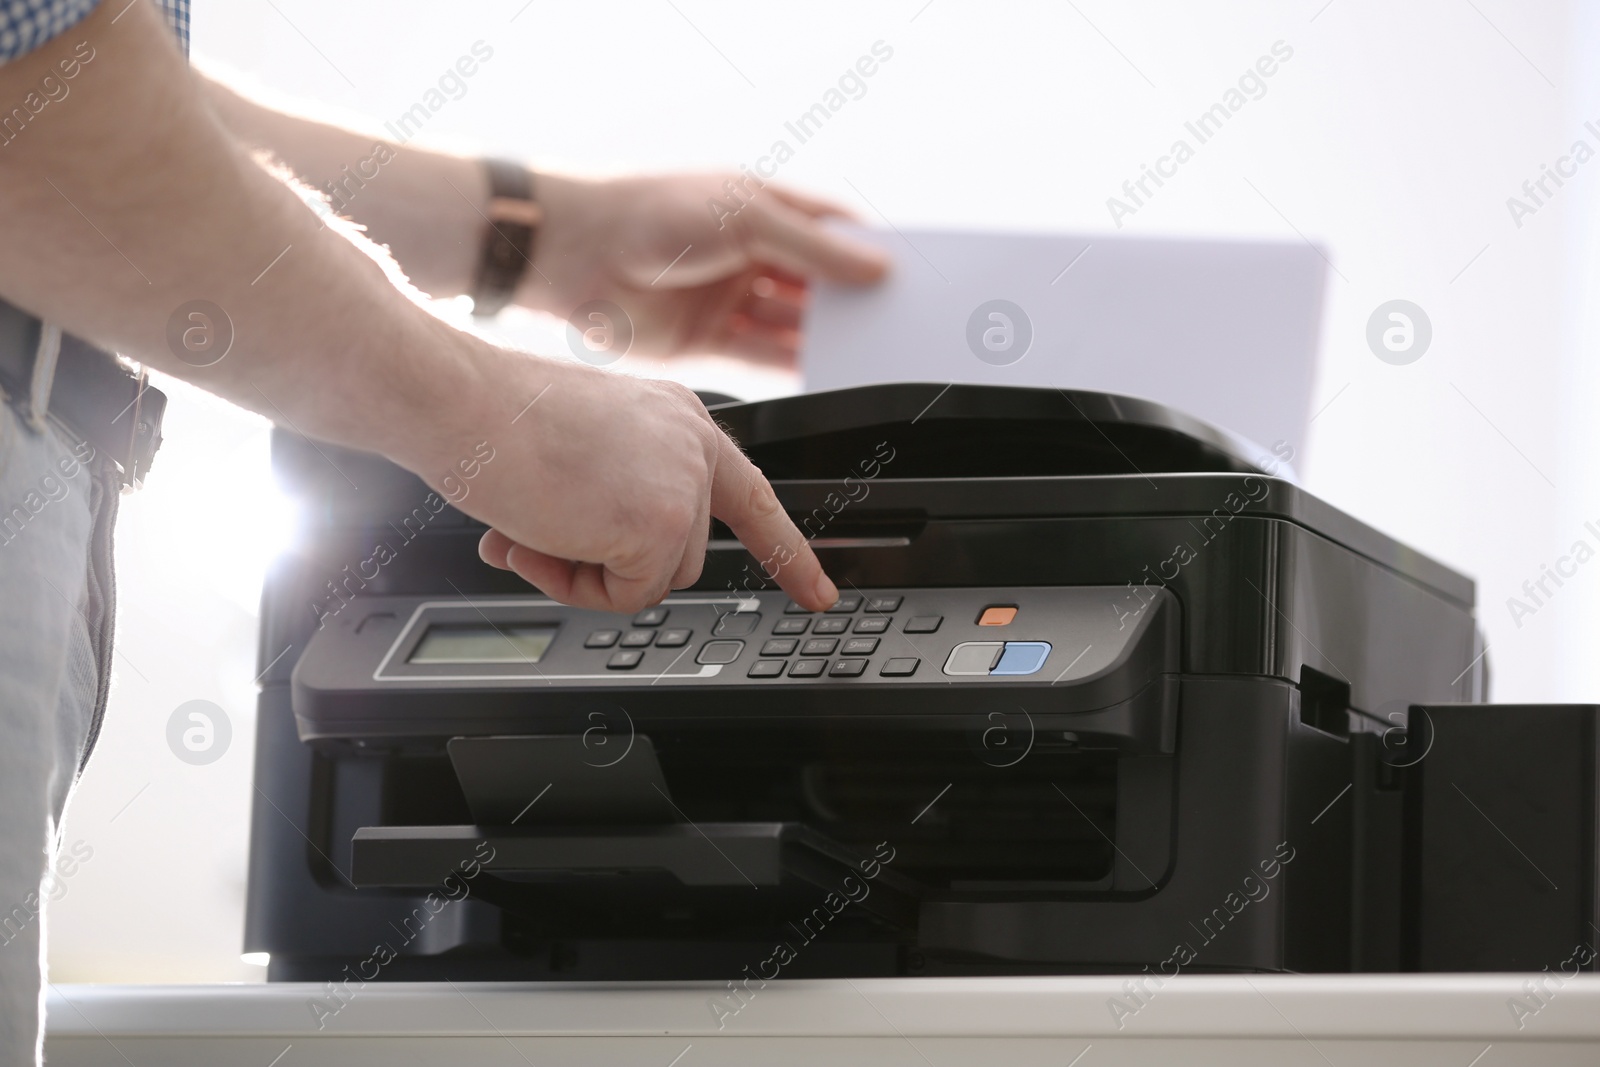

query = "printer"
(246, 382), (1598, 982)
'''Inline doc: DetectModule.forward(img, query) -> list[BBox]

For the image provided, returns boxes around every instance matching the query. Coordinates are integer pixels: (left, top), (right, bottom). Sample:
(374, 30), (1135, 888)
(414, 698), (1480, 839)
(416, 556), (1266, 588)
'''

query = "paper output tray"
(350, 822), (919, 925)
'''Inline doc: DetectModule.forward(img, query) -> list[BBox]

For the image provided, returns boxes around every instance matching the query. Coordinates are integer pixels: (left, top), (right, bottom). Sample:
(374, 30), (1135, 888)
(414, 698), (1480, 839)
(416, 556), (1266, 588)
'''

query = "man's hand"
(395, 346), (837, 613)
(527, 174), (889, 365)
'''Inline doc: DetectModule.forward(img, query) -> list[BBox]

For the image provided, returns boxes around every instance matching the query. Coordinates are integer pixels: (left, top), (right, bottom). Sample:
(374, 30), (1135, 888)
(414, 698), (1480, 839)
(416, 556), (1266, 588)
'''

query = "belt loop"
(122, 365), (149, 491)
(27, 322), (62, 431)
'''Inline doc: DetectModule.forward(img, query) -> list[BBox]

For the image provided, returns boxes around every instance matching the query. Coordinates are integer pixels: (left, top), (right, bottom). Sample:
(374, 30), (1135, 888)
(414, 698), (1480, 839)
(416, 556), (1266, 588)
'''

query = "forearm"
(0, 0), (513, 473)
(199, 74), (486, 301)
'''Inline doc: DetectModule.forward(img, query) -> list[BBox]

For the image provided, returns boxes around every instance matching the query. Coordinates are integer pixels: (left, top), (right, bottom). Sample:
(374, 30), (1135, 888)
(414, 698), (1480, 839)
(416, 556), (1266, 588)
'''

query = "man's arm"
(0, 0), (838, 612)
(198, 74), (487, 303)
(196, 73), (889, 365)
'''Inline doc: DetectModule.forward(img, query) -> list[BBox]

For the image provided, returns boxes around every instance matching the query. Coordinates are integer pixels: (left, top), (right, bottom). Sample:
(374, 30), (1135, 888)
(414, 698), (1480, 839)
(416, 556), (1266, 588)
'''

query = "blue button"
(992, 641), (1051, 676)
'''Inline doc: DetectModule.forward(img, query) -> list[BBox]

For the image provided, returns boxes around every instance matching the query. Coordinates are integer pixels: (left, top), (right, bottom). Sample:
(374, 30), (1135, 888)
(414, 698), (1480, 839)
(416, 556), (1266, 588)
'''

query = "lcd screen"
(408, 624), (557, 664)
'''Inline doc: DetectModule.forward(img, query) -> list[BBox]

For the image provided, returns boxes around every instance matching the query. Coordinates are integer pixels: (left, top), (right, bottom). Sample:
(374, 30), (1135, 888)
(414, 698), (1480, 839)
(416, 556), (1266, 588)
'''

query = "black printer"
(246, 383), (1598, 981)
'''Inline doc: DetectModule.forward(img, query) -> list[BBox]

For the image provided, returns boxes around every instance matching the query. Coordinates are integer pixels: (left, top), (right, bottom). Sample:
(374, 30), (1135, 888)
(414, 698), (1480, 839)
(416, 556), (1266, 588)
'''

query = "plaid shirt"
(0, 0), (190, 62)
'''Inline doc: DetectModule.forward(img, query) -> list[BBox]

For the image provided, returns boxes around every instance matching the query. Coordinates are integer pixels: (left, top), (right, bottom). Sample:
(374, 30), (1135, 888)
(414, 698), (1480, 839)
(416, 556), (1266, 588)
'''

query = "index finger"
(708, 430), (838, 612)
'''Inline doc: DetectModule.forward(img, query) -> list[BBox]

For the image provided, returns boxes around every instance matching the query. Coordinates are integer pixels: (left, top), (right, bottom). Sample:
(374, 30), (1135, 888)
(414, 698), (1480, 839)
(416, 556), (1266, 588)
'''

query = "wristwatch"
(469, 159), (540, 317)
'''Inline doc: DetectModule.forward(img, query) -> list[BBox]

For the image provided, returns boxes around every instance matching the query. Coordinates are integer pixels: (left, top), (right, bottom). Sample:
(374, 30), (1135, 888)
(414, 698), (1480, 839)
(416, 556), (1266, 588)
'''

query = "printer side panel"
(1273, 522), (1480, 718)
(1266, 520), (1479, 972)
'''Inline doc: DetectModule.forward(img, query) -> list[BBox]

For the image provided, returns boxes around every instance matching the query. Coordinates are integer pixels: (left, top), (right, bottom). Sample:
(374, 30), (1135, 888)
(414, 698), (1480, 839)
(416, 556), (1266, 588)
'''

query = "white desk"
(45, 976), (1600, 1065)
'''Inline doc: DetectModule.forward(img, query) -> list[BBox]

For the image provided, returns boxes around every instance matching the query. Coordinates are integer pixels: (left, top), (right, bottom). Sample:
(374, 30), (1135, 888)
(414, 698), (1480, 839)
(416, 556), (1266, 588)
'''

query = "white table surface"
(44, 975), (1600, 1066)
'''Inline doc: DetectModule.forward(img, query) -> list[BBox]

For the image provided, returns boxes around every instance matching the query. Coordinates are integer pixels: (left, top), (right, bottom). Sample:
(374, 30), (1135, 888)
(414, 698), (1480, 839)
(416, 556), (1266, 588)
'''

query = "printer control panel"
(316, 586), (1166, 689)
(292, 586), (1178, 743)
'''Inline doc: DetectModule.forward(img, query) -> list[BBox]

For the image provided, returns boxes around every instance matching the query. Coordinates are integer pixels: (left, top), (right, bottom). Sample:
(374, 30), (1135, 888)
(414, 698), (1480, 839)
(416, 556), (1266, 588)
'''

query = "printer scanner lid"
(711, 382), (1267, 478)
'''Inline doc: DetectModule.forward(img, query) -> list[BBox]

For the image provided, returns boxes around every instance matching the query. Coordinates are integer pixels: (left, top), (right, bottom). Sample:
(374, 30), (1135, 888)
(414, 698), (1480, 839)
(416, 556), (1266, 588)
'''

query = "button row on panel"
(760, 637), (882, 657)
(784, 595), (902, 615)
(747, 656), (919, 678)
(608, 634), (925, 676)
(777, 613), (942, 634)
(774, 616), (891, 636)
(589, 628), (691, 650)
(746, 657), (865, 677)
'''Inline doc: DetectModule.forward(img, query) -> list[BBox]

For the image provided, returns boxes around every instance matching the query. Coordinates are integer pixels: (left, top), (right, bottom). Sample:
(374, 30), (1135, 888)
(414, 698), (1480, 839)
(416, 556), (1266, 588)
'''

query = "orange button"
(977, 606), (1017, 626)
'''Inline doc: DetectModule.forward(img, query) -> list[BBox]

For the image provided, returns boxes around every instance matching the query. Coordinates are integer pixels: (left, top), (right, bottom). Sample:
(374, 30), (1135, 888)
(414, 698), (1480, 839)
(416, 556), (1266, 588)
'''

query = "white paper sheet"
(800, 228), (1326, 456)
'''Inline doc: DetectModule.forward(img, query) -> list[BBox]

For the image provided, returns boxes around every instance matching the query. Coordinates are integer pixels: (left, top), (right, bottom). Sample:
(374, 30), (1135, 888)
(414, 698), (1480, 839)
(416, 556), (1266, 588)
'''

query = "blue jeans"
(0, 390), (118, 1066)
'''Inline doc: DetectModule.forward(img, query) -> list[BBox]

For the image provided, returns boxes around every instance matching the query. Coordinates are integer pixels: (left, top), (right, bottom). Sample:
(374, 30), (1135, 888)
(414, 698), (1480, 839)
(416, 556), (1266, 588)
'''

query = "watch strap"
(470, 159), (540, 316)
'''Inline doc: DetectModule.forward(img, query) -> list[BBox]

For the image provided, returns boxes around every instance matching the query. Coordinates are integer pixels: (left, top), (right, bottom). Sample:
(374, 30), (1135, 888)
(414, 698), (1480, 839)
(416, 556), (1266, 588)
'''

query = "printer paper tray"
(351, 822), (920, 925)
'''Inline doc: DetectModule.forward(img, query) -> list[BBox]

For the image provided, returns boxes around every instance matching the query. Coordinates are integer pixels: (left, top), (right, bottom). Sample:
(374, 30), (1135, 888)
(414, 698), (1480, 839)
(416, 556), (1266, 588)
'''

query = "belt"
(0, 300), (164, 488)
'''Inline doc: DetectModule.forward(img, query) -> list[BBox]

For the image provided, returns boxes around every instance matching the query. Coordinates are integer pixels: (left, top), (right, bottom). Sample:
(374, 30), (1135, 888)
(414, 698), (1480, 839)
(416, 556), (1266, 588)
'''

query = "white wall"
(46, 0), (1591, 982)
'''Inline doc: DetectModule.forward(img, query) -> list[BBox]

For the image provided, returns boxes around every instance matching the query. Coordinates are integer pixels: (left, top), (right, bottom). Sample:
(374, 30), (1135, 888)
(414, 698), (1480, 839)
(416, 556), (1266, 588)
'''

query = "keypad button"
(787, 658), (827, 677)
(801, 637), (838, 656)
(842, 637), (879, 656)
(607, 649), (644, 670)
(813, 617), (849, 635)
(904, 615), (943, 634)
(585, 630), (621, 649)
(880, 657), (920, 677)
(945, 642), (1004, 675)
(747, 659), (786, 678)
(993, 641), (1052, 676)
(853, 617), (889, 634)
(696, 640), (745, 665)
(761, 638), (798, 656)
(633, 607), (670, 627)
(773, 618), (811, 635)
(783, 600), (814, 615)
(713, 611), (762, 637)
(866, 596), (902, 613)
(655, 628), (691, 648)
(826, 595), (864, 613)
(978, 606), (1018, 627)
(830, 658), (868, 677)
(620, 629), (655, 648)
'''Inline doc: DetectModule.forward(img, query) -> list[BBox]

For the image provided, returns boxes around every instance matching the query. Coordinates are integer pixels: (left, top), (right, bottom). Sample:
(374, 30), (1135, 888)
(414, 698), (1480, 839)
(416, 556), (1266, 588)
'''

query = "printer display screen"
(407, 624), (557, 665)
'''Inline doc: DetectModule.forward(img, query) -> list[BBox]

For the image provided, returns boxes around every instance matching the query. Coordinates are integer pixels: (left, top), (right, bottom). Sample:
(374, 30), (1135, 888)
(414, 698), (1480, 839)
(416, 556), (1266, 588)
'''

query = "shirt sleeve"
(0, 0), (103, 65)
